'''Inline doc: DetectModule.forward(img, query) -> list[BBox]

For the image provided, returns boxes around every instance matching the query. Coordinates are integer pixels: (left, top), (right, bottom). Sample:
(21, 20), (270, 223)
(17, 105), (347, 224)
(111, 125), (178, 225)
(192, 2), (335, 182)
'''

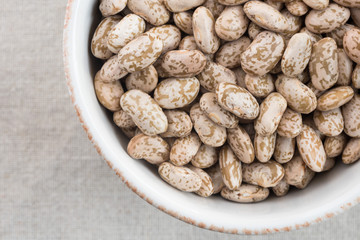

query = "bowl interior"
(65, 0), (360, 234)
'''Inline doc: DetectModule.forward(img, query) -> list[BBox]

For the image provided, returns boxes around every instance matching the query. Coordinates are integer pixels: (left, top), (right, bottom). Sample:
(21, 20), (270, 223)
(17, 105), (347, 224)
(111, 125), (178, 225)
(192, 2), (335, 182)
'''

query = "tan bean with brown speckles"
(114, 109), (136, 128)
(173, 12), (193, 35)
(154, 77), (200, 109)
(190, 103), (227, 147)
(323, 157), (336, 172)
(192, 144), (218, 168)
(276, 76), (317, 114)
(178, 36), (198, 51)
(309, 38), (339, 91)
(317, 86), (354, 111)
(284, 155), (315, 189)
(221, 184), (269, 203)
(146, 25), (182, 53)
(255, 93), (287, 136)
(337, 48), (354, 86)
(197, 62), (236, 92)
(281, 9), (302, 37)
(127, 0), (170, 26)
(125, 65), (158, 93)
(121, 127), (138, 139)
(170, 132), (201, 166)
(285, 0), (309, 16)
(277, 108), (303, 138)
(227, 126), (255, 164)
(107, 14), (146, 54)
(282, 33), (312, 77)
(254, 133), (277, 163)
(219, 145), (242, 190)
(274, 135), (295, 164)
(118, 33), (163, 73)
(343, 28), (360, 64)
(203, 0), (225, 19)
(163, 0), (205, 12)
(158, 162), (202, 192)
(296, 124), (326, 172)
(120, 89), (168, 135)
(313, 108), (344, 137)
(161, 110), (193, 138)
(342, 138), (360, 164)
(244, 74), (275, 98)
(128, 134), (170, 164)
(333, 0), (360, 8)
(215, 37), (251, 69)
(216, 82), (259, 120)
(200, 93), (239, 128)
(215, 6), (249, 41)
(327, 24), (356, 47)
(206, 164), (224, 194)
(247, 22), (263, 40)
(342, 94), (360, 137)
(272, 179), (289, 197)
(193, 7), (221, 54)
(241, 31), (285, 76)
(242, 160), (285, 188)
(188, 166), (215, 197)
(305, 3), (350, 33)
(302, 0), (328, 10)
(324, 133), (348, 158)
(99, 0), (127, 17)
(91, 16), (121, 60)
(156, 50), (207, 78)
(300, 27), (322, 44)
(243, 1), (289, 33)
(353, 65), (360, 89)
(100, 55), (128, 82)
(218, 0), (248, 5)
(94, 71), (124, 112)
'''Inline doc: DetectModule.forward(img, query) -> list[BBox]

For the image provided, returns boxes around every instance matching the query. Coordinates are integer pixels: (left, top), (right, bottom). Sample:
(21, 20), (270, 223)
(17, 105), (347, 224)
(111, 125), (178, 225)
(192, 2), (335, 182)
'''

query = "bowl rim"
(63, 0), (360, 235)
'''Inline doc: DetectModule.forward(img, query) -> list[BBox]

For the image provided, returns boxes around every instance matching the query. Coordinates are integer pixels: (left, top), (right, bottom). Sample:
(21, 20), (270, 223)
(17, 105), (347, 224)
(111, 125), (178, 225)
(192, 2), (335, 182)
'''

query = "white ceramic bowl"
(63, 0), (360, 234)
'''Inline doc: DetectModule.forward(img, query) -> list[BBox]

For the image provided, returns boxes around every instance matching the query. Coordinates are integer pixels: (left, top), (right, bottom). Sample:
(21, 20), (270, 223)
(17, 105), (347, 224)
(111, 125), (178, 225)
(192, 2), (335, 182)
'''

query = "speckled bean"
(227, 126), (255, 164)
(215, 37), (251, 69)
(192, 144), (218, 168)
(255, 93), (287, 136)
(156, 50), (207, 78)
(305, 3), (350, 33)
(163, 0), (205, 12)
(296, 124), (326, 172)
(342, 138), (360, 164)
(244, 74), (275, 98)
(275, 76), (317, 114)
(120, 89), (168, 135)
(317, 86), (354, 111)
(274, 135), (295, 164)
(242, 160), (285, 188)
(215, 6), (249, 41)
(200, 92), (239, 128)
(221, 184), (269, 203)
(313, 108), (344, 137)
(127, 0), (170, 26)
(216, 82), (259, 120)
(193, 6), (221, 54)
(240, 31), (285, 76)
(272, 179), (290, 197)
(107, 14), (146, 54)
(154, 77), (200, 109)
(284, 155), (315, 189)
(161, 110), (193, 138)
(324, 133), (348, 158)
(170, 132), (202, 166)
(127, 133), (170, 164)
(254, 133), (277, 163)
(206, 164), (224, 194)
(219, 145), (242, 190)
(125, 65), (158, 93)
(190, 103), (227, 147)
(343, 28), (360, 64)
(309, 37), (338, 91)
(342, 94), (360, 137)
(188, 166), (215, 197)
(158, 162), (202, 192)
(197, 62), (236, 92)
(113, 109), (136, 128)
(173, 12), (193, 35)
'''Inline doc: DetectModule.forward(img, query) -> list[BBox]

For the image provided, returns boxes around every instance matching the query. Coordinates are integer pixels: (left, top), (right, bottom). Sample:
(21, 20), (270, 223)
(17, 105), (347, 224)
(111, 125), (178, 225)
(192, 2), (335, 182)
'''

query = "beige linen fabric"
(0, 1), (359, 239)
